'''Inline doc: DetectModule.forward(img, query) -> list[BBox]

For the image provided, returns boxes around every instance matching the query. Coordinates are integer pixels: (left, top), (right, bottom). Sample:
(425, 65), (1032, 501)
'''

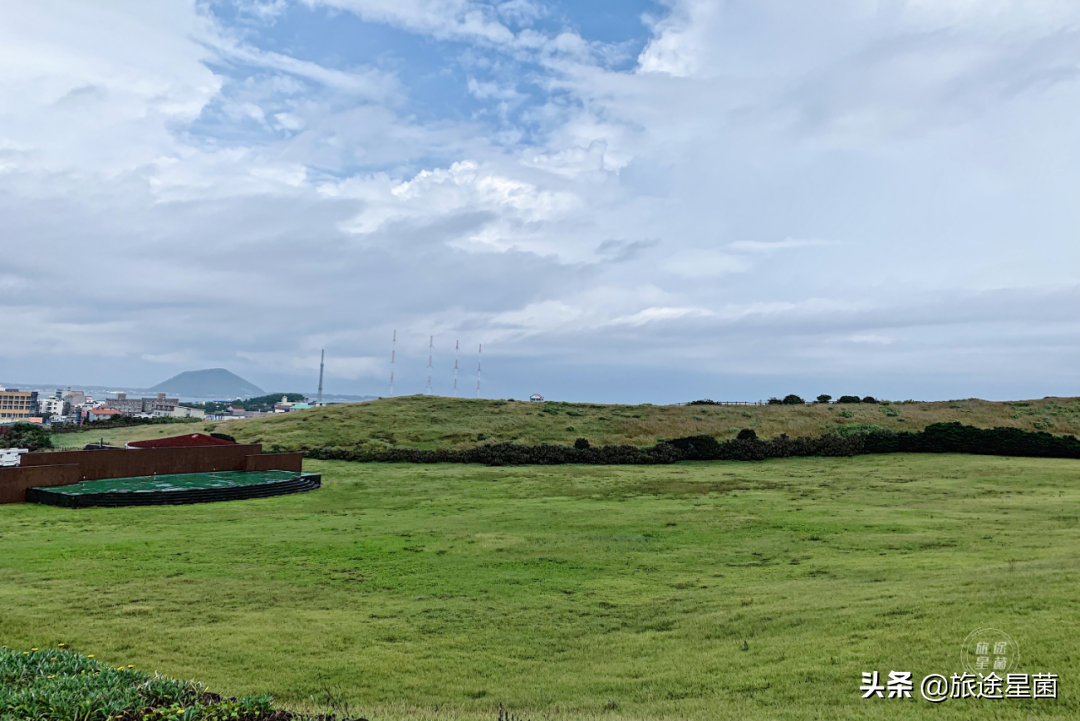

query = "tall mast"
(426, 335), (434, 395)
(317, 349), (325, 404)
(389, 329), (396, 397)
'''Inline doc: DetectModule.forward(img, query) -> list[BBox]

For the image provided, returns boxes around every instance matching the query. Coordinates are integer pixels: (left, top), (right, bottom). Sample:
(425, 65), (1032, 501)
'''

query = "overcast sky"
(1, 0), (1077, 402)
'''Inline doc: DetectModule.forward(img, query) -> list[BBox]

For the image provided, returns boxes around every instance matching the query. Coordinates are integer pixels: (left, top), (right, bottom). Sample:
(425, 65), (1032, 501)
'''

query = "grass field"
(48, 395), (1080, 452)
(1, 454), (1077, 720)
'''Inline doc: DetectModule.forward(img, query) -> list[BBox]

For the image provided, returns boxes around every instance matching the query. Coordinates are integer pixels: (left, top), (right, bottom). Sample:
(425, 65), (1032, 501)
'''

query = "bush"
(834, 423), (890, 438)
(816, 395), (832, 404)
(736, 429), (758, 440)
(687, 399), (719, 406)
(836, 396), (861, 404)
(782, 394), (805, 405)
(767, 397), (782, 405)
(574, 438), (590, 450)
(838, 409), (854, 418)
(0, 422), (53, 451)
(861, 396), (878, 404)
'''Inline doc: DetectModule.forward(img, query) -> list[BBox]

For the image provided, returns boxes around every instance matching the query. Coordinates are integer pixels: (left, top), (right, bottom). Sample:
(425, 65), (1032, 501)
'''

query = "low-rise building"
(530, 393), (544, 402)
(87, 407), (123, 422)
(0, 387), (38, 421)
(106, 392), (180, 416)
(151, 405), (206, 420)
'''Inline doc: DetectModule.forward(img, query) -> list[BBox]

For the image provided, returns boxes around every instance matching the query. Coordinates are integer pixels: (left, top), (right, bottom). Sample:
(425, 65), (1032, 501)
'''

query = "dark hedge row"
(304, 422), (1080, 467)
(305, 432), (864, 466)
(862, 421), (1080, 458)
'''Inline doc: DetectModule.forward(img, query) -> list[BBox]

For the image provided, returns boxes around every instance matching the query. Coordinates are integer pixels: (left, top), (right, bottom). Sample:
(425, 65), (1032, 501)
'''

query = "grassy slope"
(47, 396), (1080, 452)
(1, 455), (1077, 720)
(227, 395), (1078, 451)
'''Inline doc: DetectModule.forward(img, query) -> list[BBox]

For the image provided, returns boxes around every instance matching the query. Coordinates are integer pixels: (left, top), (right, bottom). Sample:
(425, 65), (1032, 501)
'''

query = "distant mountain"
(149, 369), (265, 399)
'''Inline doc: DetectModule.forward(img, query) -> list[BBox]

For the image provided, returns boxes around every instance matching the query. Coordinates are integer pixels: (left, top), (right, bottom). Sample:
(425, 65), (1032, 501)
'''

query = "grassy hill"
(200, 395), (1080, 452)
(48, 395), (1080, 453)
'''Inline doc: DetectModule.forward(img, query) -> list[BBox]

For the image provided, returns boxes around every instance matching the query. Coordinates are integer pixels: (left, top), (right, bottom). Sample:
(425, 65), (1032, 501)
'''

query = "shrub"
(837, 396), (861, 404)
(834, 423), (890, 438)
(687, 399), (719, 406)
(736, 429), (758, 440)
(861, 396), (878, 404)
(838, 409), (854, 419)
(0, 422), (53, 451)
(574, 438), (590, 450)
(566, 426), (576, 432)
(879, 406), (900, 417)
(782, 394), (805, 405)
(816, 395), (832, 404)
(767, 397), (782, 405)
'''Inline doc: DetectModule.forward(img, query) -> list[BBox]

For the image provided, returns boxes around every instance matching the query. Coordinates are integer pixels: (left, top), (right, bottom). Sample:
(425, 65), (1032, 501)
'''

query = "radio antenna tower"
(476, 343), (482, 398)
(316, 349), (325, 405)
(453, 340), (460, 397)
(426, 335), (434, 395)
(389, 330), (396, 397)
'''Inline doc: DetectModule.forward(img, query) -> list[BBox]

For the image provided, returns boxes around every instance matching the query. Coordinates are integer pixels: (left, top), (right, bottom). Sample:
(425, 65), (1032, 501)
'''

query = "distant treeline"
(50, 416), (203, 434)
(305, 422), (1080, 466)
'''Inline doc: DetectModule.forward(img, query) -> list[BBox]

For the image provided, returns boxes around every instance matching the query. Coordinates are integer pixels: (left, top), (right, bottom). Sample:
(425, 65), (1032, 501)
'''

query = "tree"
(816, 394), (832, 404)
(862, 396), (878, 404)
(767, 397), (782, 405)
(837, 395), (861, 404)
(782, 394), (805, 405)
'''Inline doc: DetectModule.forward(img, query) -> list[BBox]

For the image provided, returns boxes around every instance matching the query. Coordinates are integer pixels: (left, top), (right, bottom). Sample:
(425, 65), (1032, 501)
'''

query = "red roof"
(128, 434), (237, 449)
(90, 408), (121, 415)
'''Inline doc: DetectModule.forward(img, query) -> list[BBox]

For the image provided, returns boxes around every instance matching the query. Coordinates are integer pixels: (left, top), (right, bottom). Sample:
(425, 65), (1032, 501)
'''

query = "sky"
(0, 0), (1077, 403)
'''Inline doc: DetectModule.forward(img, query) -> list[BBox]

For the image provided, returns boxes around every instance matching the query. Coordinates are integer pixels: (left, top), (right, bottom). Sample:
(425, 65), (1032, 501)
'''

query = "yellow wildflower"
(88, 655), (94, 658)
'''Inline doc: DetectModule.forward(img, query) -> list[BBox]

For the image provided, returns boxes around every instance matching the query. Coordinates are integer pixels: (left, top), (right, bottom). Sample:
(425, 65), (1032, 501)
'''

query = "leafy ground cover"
(1, 455), (1077, 720)
(47, 395), (1080, 452)
(0, 645), (292, 720)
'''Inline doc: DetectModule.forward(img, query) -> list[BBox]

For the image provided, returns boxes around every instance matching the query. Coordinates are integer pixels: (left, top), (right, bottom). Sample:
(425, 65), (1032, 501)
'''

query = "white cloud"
(0, 0), (1076, 399)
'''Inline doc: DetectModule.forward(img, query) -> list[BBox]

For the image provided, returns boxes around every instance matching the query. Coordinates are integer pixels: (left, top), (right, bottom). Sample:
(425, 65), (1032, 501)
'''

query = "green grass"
(1, 455), (1077, 720)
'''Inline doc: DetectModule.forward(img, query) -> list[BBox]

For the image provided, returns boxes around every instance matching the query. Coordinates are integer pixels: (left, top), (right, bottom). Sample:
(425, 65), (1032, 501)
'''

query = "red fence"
(0, 445), (304, 504)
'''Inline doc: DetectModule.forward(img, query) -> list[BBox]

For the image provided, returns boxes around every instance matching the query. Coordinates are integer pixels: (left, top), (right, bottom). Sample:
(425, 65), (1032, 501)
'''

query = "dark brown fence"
(0, 445), (305, 504)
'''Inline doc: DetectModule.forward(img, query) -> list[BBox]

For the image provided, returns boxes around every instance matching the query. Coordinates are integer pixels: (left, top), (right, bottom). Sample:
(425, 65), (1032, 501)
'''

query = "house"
(87, 407), (122, 422)
(529, 394), (544, 402)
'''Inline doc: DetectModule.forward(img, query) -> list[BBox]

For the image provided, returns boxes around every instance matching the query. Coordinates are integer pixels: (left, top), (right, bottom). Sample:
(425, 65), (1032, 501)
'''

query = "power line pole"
(477, 343), (482, 398)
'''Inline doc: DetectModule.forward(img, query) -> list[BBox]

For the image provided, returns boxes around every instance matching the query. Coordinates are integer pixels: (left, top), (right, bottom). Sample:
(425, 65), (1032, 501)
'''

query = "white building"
(152, 405), (206, 419)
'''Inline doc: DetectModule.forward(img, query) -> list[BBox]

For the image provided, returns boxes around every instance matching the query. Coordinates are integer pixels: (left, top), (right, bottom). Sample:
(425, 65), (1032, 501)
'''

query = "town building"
(62, 389), (87, 407)
(86, 407), (122, 422)
(151, 405), (206, 420)
(530, 394), (545, 402)
(106, 392), (180, 416)
(0, 387), (39, 421)
(39, 394), (66, 418)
